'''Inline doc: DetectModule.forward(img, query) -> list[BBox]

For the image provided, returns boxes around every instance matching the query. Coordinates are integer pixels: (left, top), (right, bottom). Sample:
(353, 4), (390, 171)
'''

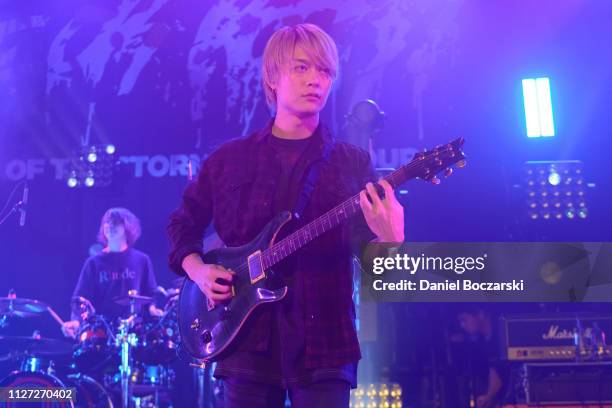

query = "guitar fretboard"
(260, 159), (419, 270)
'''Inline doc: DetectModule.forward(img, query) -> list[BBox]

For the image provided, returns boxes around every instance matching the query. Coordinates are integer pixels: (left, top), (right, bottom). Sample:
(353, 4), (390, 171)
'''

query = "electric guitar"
(178, 137), (466, 361)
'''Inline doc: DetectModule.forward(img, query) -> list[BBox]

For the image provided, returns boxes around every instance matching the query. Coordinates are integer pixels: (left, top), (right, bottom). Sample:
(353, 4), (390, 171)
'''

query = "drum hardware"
(116, 312), (138, 407)
(0, 290), (184, 407)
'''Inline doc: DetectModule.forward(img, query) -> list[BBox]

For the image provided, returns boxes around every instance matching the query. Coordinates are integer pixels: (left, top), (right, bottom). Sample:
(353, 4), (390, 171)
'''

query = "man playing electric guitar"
(167, 23), (404, 408)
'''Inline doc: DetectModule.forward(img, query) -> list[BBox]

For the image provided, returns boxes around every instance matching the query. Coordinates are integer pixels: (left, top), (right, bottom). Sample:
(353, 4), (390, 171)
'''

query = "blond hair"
(262, 23), (339, 110)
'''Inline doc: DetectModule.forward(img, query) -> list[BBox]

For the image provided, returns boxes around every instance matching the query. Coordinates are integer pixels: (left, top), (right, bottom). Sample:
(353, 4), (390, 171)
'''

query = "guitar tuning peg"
(444, 168), (453, 177)
(430, 176), (441, 185)
(456, 160), (467, 168)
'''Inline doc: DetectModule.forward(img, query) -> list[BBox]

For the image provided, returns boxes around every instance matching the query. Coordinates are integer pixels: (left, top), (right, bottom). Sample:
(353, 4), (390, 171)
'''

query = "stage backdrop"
(1, 0), (611, 338)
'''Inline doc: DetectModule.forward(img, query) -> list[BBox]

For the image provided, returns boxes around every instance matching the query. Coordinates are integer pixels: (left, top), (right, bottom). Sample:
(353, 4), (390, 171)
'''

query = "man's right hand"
(182, 254), (234, 306)
(61, 320), (80, 339)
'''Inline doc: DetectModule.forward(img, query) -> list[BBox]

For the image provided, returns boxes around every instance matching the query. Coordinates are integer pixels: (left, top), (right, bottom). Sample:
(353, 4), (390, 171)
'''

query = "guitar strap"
(292, 139), (334, 220)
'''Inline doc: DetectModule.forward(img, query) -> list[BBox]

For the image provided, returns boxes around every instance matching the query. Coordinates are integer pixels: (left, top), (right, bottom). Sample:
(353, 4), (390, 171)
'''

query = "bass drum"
(62, 374), (113, 408)
(0, 370), (71, 407)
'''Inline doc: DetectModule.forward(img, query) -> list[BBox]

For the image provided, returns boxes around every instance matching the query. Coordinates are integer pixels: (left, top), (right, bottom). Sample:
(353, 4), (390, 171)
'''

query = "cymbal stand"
(116, 300), (138, 408)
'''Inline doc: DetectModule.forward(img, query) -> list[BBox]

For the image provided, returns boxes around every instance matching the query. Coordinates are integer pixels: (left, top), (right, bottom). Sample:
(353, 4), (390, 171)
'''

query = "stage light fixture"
(523, 160), (592, 221)
(64, 144), (118, 188)
(350, 383), (402, 408)
(522, 77), (555, 137)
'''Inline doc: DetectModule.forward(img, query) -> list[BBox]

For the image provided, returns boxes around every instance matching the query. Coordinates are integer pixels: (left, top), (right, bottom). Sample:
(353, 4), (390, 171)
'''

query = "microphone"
(19, 183), (29, 227)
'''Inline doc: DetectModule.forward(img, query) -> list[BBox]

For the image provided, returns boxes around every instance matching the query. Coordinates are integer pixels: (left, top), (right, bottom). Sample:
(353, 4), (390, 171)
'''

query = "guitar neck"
(260, 164), (411, 270)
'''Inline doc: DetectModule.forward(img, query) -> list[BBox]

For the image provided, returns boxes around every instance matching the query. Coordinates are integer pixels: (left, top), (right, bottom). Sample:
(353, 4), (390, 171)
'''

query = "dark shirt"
(72, 248), (157, 320)
(269, 135), (312, 213)
(212, 133), (357, 387)
(453, 327), (508, 404)
(167, 120), (376, 371)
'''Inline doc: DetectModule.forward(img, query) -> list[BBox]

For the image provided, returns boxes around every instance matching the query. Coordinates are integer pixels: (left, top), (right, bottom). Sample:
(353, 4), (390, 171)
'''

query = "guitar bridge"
(247, 250), (265, 284)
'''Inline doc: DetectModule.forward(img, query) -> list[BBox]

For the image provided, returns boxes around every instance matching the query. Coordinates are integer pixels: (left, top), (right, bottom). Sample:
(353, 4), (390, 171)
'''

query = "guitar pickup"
(247, 250), (265, 284)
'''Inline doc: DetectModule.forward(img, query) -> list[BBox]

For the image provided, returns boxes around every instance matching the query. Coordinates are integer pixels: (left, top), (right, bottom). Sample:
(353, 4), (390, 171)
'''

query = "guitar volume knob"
(201, 330), (213, 344)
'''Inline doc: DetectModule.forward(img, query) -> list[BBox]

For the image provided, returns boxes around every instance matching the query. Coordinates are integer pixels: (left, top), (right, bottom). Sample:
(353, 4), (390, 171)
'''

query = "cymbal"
(0, 297), (49, 318)
(113, 294), (153, 307)
(0, 335), (73, 357)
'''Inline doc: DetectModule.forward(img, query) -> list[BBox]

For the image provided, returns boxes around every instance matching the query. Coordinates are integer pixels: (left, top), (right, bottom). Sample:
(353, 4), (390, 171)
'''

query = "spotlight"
(548, 171), (561, 186)
(67, 172), (78, 188)
(105, 144), (116, 155)
(84, 175), (95, 187)
(87, 146), (97, 163)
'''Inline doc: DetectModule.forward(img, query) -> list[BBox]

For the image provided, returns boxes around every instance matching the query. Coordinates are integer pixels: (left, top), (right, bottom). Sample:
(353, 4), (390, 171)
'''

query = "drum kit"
(0, 289), (185, 407)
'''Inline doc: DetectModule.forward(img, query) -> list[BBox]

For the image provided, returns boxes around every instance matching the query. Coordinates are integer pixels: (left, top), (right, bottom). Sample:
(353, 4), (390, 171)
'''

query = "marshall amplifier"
(519, 362), (612, 404)
(499, 314), (612, 361)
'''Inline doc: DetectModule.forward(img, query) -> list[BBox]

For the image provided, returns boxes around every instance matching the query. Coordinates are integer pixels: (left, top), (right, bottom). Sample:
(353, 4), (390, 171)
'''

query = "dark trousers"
(223, 377), (350, 408)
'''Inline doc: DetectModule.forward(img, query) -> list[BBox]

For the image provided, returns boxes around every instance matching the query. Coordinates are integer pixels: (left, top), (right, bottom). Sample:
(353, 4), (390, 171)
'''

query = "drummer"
(61, 208), (163, 338)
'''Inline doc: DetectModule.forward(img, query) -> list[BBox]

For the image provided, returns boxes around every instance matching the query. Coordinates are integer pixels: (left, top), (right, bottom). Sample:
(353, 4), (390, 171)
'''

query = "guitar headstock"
(412, 137), (466, 184)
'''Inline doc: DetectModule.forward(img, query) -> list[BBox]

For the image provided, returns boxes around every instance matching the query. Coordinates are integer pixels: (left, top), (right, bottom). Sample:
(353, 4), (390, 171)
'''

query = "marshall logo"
(542, 325), (574, 341)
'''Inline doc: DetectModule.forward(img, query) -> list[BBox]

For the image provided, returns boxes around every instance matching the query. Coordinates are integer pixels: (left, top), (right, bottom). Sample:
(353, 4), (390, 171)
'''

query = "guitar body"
(178, 211), (291, 361)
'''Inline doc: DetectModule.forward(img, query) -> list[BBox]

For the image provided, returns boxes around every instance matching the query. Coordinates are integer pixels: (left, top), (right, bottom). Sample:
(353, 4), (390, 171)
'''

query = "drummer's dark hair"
(97, 207), (142, 247)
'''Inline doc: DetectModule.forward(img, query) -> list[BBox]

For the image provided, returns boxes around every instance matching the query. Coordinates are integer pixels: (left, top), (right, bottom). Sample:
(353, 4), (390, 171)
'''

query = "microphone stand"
(0, 201), (25, 226)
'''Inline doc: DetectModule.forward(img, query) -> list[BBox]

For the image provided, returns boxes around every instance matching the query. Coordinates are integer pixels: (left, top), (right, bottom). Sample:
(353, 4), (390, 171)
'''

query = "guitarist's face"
(273, 46), (333, 119)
